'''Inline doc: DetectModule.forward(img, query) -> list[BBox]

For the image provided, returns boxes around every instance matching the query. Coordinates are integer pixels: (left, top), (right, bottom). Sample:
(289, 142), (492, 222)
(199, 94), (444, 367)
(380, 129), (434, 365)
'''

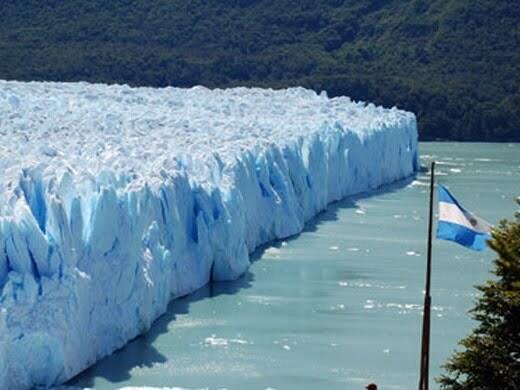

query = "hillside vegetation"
(0, 0), (518, 140)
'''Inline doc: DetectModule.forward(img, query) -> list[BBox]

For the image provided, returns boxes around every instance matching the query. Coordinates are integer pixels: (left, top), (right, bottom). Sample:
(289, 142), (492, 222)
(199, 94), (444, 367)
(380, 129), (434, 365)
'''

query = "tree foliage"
(438, 198), (520, 389)
(0, 0), (518, 141)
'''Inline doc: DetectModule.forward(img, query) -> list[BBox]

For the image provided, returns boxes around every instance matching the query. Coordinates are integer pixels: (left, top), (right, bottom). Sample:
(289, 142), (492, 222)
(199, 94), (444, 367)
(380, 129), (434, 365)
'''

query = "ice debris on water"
(0, 80), (418, 389)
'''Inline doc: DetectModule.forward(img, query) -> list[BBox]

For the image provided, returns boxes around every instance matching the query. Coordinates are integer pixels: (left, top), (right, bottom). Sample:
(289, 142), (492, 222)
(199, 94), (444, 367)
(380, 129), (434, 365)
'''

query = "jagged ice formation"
(0, 81), (419, 388)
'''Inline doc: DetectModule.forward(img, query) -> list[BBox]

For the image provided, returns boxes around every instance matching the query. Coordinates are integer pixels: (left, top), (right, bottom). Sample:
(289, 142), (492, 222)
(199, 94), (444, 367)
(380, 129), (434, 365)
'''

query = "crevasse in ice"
(0, 81), (419, 389)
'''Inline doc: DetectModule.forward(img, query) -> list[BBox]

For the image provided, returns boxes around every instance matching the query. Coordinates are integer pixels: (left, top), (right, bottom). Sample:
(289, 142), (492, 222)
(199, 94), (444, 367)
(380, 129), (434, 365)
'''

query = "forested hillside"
(0, 0), (518, 141)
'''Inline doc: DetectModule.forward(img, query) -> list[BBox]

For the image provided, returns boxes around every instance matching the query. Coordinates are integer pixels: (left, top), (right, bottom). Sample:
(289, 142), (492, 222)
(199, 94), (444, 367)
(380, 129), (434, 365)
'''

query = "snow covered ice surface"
(0, 80), (418, 389)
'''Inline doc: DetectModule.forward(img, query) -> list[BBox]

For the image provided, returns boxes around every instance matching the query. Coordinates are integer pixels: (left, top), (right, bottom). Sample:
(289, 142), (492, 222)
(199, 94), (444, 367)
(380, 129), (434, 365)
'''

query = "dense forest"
(0, 0), (518, 141)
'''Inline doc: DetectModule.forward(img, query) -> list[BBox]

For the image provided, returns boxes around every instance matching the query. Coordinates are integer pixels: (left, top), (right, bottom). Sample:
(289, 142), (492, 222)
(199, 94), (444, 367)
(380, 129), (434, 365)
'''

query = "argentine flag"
(436, 185), (492, 251)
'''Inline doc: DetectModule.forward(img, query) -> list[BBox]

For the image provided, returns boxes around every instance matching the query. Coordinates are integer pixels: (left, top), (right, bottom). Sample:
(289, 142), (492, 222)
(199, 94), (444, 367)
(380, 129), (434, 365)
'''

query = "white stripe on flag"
(438, 201), (492, 234)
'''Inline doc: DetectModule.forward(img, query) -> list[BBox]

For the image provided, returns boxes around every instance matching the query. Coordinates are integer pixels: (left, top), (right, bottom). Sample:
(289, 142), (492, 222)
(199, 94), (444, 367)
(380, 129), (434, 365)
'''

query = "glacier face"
(0, 81), (418, 389)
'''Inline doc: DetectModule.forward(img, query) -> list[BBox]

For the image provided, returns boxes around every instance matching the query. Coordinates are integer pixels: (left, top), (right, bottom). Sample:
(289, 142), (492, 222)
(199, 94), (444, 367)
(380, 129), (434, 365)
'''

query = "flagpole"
(419, 161), (435, 390)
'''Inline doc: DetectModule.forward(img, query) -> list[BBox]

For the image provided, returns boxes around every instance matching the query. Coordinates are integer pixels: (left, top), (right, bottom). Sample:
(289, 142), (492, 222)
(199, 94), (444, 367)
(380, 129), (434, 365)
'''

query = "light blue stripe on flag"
(436, 185), (492, 251)
(437, 185), (463, 206)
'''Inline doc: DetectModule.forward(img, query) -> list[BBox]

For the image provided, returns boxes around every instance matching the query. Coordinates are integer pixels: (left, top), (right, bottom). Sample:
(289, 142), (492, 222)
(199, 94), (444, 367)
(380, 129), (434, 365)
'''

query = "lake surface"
(69, 142), (519, 390)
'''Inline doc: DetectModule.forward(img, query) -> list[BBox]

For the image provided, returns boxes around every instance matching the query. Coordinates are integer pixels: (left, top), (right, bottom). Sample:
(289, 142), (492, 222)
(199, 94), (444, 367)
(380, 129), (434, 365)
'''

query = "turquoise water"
(69, 143), (519, 390)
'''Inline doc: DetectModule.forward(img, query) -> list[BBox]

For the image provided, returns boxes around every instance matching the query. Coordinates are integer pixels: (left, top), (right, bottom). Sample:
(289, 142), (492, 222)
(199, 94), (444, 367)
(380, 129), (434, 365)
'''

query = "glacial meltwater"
(69, 142), (519, 390)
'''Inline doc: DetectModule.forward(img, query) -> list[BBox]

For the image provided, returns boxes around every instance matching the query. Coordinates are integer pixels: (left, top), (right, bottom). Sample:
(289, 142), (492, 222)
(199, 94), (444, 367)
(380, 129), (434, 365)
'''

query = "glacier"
(0, 80), (418, 389)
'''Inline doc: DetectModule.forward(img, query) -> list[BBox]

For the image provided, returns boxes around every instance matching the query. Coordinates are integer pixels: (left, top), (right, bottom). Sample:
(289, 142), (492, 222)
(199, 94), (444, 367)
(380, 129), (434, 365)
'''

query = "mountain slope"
(0, 0), (518, 140)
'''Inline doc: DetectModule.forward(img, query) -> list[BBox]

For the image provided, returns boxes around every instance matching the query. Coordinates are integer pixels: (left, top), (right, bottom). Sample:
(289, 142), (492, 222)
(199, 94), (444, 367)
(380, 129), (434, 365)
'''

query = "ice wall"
(0, 81), (419, 389)
(0, 309), (6, 390)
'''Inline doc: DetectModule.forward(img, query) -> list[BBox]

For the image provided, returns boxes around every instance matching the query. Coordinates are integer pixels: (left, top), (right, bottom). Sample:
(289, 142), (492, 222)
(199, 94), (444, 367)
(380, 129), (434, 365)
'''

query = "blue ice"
(0, 81), (418, 388)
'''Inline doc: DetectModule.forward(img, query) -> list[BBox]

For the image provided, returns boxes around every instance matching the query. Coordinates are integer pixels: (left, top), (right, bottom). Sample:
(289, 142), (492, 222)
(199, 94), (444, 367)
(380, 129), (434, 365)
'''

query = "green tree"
(0, 0), (519, 141)
(438, 198), (520, 389)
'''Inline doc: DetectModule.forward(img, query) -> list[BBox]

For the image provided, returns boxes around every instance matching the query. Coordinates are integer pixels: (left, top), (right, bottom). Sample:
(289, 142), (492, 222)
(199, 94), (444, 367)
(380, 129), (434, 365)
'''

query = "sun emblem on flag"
(469, 216), (478, 227)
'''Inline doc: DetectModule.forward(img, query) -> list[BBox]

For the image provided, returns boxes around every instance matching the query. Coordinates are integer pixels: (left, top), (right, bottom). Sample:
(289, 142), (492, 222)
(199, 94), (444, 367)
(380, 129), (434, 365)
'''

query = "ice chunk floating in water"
(0, 81), (419, 389)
